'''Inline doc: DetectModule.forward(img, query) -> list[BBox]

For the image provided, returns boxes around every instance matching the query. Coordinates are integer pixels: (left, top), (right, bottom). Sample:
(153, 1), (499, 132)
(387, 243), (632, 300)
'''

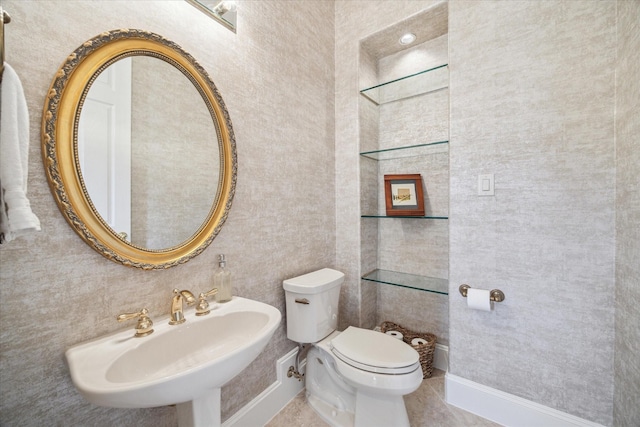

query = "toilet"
(283, 268), (422, 427)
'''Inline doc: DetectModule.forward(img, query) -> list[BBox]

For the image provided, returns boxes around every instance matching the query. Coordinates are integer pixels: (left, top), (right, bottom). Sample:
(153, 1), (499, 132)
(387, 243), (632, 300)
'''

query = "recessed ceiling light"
(399, 33), (416, 45)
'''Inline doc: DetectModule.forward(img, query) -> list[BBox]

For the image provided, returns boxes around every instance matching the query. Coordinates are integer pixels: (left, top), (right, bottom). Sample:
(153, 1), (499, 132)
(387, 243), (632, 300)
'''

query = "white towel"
(0, 62), (41, 243)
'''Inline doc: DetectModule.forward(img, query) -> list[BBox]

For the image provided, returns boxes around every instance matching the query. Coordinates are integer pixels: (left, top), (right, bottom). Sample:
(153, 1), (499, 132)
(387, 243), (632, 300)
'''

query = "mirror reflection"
(78, 56), (221, 250)
(42, 28), (236, 269)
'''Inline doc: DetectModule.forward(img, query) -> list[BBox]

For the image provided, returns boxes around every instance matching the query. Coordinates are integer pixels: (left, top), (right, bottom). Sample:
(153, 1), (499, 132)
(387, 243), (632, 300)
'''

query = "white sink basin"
(66, 296), (281, 418)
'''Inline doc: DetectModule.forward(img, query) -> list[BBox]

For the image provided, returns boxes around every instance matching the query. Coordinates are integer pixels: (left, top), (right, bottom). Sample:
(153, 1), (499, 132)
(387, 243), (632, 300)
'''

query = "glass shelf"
(360, 140), (448, 160)
(361, 214), (448, 220)
(362, 269), (448, 295)
(360, 64), (448, 105)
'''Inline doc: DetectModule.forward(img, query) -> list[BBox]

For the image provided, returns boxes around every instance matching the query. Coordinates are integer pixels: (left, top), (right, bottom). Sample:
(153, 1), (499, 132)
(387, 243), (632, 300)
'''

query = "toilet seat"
(330, 326), (420, 375)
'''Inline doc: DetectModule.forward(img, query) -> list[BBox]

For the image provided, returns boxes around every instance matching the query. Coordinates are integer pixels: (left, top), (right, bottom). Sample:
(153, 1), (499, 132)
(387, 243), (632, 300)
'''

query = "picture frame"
(384, 174), (425, 216)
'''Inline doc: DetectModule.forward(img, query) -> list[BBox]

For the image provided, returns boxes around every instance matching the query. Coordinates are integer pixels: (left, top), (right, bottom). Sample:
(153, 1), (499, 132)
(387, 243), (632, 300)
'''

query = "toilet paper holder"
(459, 284), (505, 302)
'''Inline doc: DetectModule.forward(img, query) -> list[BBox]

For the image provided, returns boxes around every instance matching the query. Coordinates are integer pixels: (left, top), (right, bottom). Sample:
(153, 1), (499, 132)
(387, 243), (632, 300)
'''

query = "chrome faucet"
(169, 288), (196, 325)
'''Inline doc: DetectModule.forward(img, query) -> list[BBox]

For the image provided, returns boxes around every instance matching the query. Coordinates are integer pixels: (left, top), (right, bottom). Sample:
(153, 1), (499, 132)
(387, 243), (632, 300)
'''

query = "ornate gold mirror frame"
(42, 29), (237, 269)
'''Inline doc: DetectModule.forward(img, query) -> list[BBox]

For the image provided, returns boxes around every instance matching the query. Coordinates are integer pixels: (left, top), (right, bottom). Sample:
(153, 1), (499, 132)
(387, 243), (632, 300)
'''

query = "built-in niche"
(358, 2), (450, 346)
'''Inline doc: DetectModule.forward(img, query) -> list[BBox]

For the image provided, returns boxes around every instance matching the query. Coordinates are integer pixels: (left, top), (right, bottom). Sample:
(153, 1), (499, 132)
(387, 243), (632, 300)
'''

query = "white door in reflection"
(78, 58), (132, 241)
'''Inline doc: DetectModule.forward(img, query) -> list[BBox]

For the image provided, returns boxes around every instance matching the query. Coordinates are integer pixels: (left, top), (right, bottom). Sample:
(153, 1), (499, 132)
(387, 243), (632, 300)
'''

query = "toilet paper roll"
(467, 288), (492, 311)
(385, 330), (404, 340)
(411, 338), (428, 346)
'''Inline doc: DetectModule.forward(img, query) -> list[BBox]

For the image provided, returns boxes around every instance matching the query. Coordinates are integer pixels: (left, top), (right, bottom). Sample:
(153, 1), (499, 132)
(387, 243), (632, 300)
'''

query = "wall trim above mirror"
(42, 29), (237, 270)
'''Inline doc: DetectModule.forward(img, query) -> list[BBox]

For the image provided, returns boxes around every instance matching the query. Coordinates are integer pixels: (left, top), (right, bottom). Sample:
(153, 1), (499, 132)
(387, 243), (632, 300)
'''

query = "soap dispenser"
(214, 254), (232, 302)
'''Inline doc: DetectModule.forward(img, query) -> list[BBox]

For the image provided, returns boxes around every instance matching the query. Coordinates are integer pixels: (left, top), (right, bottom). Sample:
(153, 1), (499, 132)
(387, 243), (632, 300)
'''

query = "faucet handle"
(116, 308), (154, 337)
(195, 288), (218, 316)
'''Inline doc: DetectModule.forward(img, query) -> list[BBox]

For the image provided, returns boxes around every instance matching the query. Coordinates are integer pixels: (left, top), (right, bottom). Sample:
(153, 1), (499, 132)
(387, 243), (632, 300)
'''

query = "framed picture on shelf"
(384, 174), (425, 216)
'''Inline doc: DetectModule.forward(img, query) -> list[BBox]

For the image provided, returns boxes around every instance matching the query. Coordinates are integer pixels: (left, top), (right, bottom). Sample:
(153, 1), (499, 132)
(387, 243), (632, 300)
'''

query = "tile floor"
(266, 369), (501, 426)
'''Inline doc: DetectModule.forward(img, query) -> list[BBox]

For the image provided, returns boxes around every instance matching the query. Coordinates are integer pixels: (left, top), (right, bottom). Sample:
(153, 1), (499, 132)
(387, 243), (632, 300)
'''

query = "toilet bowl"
(283, 268), (422, 427)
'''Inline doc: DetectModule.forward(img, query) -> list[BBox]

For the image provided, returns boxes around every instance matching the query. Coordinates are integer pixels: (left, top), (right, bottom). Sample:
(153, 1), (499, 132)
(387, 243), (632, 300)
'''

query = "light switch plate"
(478, 174), (495, 196)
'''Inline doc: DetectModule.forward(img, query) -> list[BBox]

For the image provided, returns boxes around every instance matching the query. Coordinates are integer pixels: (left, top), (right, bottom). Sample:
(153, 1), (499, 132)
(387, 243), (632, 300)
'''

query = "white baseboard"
(224, 343), (448, 427)
(222, 348), (304, 427)
(222, 346), (603, 427)
(445, 373), (605, 427)
(433, 343), (448, 372)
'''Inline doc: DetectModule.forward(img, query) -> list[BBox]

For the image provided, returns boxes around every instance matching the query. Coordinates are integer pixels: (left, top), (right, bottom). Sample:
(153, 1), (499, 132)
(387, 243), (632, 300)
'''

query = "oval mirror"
(42, 29), (237, 269)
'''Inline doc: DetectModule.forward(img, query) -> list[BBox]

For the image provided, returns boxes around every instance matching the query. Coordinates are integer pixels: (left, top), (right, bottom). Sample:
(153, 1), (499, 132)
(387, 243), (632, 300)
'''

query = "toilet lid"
(330, 327), (419, 375)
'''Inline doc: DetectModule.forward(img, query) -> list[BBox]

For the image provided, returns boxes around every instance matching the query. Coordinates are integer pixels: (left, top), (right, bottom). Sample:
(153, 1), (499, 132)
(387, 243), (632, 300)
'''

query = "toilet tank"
(283, 268), (344, 343)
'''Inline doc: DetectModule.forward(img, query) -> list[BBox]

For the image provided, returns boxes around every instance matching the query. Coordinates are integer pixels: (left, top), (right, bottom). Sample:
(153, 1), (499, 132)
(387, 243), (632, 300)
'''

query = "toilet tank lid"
(283, 268), (345, 294)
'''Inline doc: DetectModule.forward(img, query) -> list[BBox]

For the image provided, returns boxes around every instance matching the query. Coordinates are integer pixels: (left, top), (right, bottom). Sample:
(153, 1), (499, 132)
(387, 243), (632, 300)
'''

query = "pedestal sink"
(65, 297), (281, 427)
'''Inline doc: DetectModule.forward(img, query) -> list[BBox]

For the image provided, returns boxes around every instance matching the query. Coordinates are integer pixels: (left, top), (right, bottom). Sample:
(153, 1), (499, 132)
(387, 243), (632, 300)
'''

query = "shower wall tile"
(0, 1), (335, 425)
(448, 1), (616, 425)
(614, 1), (640, 426)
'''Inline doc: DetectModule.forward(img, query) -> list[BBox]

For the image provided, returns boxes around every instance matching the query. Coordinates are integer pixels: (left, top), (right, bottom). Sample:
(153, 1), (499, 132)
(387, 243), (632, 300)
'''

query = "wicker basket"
(380, 321), (437, 379)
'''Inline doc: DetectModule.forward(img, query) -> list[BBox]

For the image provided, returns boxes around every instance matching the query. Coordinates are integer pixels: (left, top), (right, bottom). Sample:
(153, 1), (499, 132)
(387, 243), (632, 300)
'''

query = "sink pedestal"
(176, 388), (221, 427)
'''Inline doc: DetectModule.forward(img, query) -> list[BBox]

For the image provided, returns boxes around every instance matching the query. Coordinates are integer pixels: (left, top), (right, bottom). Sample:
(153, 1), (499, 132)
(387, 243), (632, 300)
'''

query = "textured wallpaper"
(448, 1), (616, 424)
(340, 0), (624, 426)
(1, 1), (635, 426)
(373, 31), (450, 343)
(614, 1), (640, 425)
(357, 21), (452, 340)
(0, 1), (335, 425)
(335, 0), (443, 338)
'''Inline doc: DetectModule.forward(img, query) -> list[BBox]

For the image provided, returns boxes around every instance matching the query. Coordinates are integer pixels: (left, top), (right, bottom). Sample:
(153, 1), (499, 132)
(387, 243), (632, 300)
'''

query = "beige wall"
(357, 14), (451, 342)
(1, 1), (637, 426)
(448, 1), (616, 424)
(0, 1), (334, 425)
(373, 31), (450, 344)
(337, 0), (627, 426)
(614, 1), (640, 426)
(335, 0), (440, 337)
